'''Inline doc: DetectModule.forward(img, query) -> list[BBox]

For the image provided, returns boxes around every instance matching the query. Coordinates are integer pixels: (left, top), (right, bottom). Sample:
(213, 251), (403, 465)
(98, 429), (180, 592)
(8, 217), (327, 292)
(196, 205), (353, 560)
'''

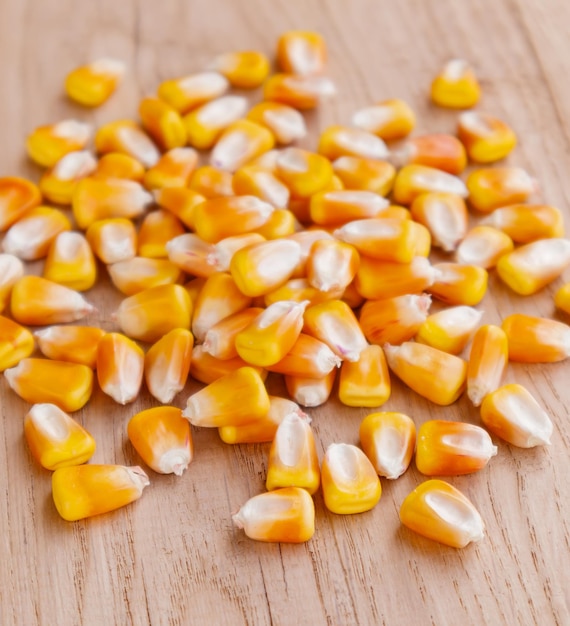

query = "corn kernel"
(456, 225), (514, 269)
(139, 97), (187, 150)
(277, 30), (326, 75)
(410, 192), (468, 252)
(189, 165), (234, 198)
(332, 157), (396, 196)
(306, 239), (359, 292)
(95, 120), (160, 168)
(263, 73), (336, 110)
(254, 208), (299, 239)
(210, 120), (275, 172)
(93, 152), (146, 183)
(154, 187), (206, 229)
(97, 333), (144, 405)
(209, 233), (267, 272)
(43, 231), (96, 291)
(482, 204), (565, 242)
(285, 368), (336, 407)
(0, 254), (24, 312)
(392, 164), (468, 205)
(430, 59), (480, 109)
(27, 120), (92, 167)
(318, 125), (389, 161)
(65, 58), (125, 107)
(264, 278), (343, 308)
(466, 167), (536, 214)
(232, 165), (290, 209)
(502, 314), (570, 363)
(396, 133), (467, 175)
(429, 262), (488, 306)
(143, 147), (198, 191)
(266, 333), (341, 378)
(86, 218), (137, 264)
(466, 324), (508, 407)
(458, 111), (517, 163)
(352, 98), (416, 140)
(190, 345), (266, 385)
(310, 190), (390, 226)
(108, 257), (183, 296)
(210, 51), (270, 88)
(416, 306), (483, 355)
(555, 283), (570, 315)
(0, 315), (35, 371)
(247, 102), (307, 144)
(275, 147), (333, 198)
(338, 344), (391, 407)
(136, 210), (185, 260)
(39, 151), (98, 205)
(35, 325), (105, 369)
(285, 229), (334, 277)
(0, 176), (42, 232)
(203, 307), (263, 360)
(166, 233), (217, 278)
(157, 72), (229, 114)
(184, 96), (248, 150)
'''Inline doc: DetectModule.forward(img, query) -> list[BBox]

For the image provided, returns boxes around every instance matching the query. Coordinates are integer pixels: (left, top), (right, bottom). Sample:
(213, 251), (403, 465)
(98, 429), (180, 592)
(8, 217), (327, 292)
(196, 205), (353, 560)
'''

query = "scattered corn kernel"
(35, 325), (105, 369)
(65, 58), (125, 107)
(306, 238), (359, 292)
(203, 307), (263, 360)
(392, 164), (468, 205)
(0, 176), (42, 232)
(456, 225), (514, 269)
(264, 278), (343, 307)
(410, 192), (468, 252)
(210, 119), (275, 172)
(430, 59), (480, 109)
(338, 344), (391, 407)
(95, 120), (160, 168)
(0, 315), (35, 371)
(43, 231), (97, 291)
(208, 233), (266, 272)
(210, 50), (270, 88)
(139, 96), (187, 150)
(502, 314), (570, 363)
(154, 187), (206, 229)
(143, 147), (198, 190)
(108, 257), (182, 296)
(233, 165), (290, 209)
(189, 165), (234, 198)
(458, 111), (517, 163)
(466, 324), (508, 407)
(466, 167), (537, 213)
(284, 368), (336, 407)
(397, 133), (467, 175)
(277, 30), (326, 75)
(93, 152), (145, 182)
(190, 345), (265, 384)
(39, 151), (98, 205)
(416, 306), (483, 355)
(318, 125), (389, 161)
(184, 96), (249, 149)
(86, 218), (137, 264)
(0, 254), (24, 312)
(310, 190), (390, 226)
(27, 119), (92, 167)
(263, 73), (336, 110)
(429, 262), (488, 306)
(137, 210), (185, 259)
(332, 156), (396, 195)
(352, 98), (416, 140)
(97, 333), (144, 405)
(157, 72), (229, 115)
(266, 333), (341, 378)
(166, 233), (216, 278)
(481, 204), (565, 242)
(247, 102), (307, 144)
(275, 147), (333, 198)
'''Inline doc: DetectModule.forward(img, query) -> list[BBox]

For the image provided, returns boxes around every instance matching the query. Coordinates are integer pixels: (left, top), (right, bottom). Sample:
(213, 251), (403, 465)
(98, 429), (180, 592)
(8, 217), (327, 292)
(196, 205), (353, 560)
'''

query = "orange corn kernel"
(458, 111), (517, 163)
(321, 443), (382, 515)
(128, 406), (193, 475)
(355, 256), (440, 300)
(359, 411), (416, 479)
(332, 157), (396, 196)
(189, 165), (234, 199)
(93, 152), (146, 183)
(116, 284), (192, 343)
(27, 120), (92, 168)
(254, 208), (298, 239)
(0, 315), (34, 371)
(384, 342), (467, 406)
(0, 176), (42, 232)
(285, 229), (334, 277)
(39, 151), (98, 205)
(359, 294), (431, 346)
(467, 324), (508, 407)
(400, 479), (485, 548)
(157, 72), (229, 115)
(144, 328), (193, 404)
(143, 147), (198, 191)
(11, 276), (94, 325)
(139, 97), (187, 150)
(65, 58), (125, 107)
(303, 299), (367, 362)
(0, 254), (24, 313)
(95, 120), (160, 168)
(416, 421), (497, 476)
(264, 73), (336, 110)
(166, 233), (216, 278)
(352, 98), (416, 141)
(265, 278), (343, 307)
(43, 231), (97, 291)
(210, 120), (275, 172)
(5, 358), (93, 412)
(555, 283), (570, 315)
(318, 125), (389, 161)
(466, 167), (537, 214)
(203, 307), (264, 360)
(209, 233), (266, 272)
(306, 239), (359, 292)
(52, 464), (149, 522)
(24, 403), (96, 470)
(154, 187), (205, 229)
(410, 192), (468, 252)
(338, 344), (391, 408)
(275, 147), (333, 198)
(233, 486), (315, 543)
(86, 218), (137, 264)
(480, 383), (553, 448)
(392, 164), (468, 206)
(108, 257), (183, 296)
(183, 366), (270, 427)
(502, 314), (570, 363)
(34, 325), (105, 369)
(416, 306), (483, 355)
(398, 133), (467, 175)
(266, 333), (341, 378)
(72, 177), (153, 230)
(210, 50), (270, 88)
(285, 368), (336, 407)
(482, 204), (565, 243)
(3, 206), (71, 261)
(266, 412), (320, 494)
(189, 345), (266, 384)
(456, 225), (514, 269)
(138, 209), (186, 259)
(184, 96), (248, 150)
(429, 262), (488, 306)
(247, 102), (307, 145)
(277, 30), (326, 75)
(309, 190), (390, 226)
(430, 59), (480, 109)
(97, 333), (144, 405)
(233, 165), (290, 209)
(497, 238), (570, 295)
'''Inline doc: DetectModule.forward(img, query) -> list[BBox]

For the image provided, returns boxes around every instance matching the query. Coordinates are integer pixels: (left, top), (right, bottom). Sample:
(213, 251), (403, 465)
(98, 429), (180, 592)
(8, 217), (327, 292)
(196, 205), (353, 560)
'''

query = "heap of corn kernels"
(1, 32), (570, 548)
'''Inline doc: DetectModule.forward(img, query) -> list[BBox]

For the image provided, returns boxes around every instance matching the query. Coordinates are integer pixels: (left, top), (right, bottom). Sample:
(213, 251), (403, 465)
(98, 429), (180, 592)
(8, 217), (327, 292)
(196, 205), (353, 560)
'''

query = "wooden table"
(1, 1), (569, 624)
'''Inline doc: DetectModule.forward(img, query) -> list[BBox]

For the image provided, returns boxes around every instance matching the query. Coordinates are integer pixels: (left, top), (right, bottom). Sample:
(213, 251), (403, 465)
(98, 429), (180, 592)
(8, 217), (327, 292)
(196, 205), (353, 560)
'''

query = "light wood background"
(1, 1), (569, 624)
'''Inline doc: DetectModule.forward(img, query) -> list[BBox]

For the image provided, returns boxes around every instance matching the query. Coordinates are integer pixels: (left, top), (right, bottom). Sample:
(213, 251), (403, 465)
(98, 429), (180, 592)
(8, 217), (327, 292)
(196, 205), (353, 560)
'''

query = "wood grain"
(1, 0), (569, 624)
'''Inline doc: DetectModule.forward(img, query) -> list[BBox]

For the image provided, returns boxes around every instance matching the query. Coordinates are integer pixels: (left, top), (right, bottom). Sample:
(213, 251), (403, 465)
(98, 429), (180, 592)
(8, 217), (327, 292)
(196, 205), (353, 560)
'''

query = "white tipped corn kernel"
(95, 120), (160, 168)
(392, 165), (468, 205)
(39, 150), (98, 205)
(184, 96), (248, 150)
(352, 99), (416, 140)
(158, 72), (229, 115)
(430, 59), (480, 109)
(65, 58), (125, 107)
(416, 306), (483, 355)
(210, 120), (275, 172)
(0, 254), (24, 313)
(338, 344), (391, 408)
(456, 225), (514, 269)
(86, 218), (137, 265)
(467, 324), (508, 407)
(34, 325), (105, 369)
(43, 231), (97, 291)
(318, 125), (389, 161)
(247, 102), (307, 144)
(108, 257), (183, 296)
(97, 333), (144, 405)
(285, 369), (336, 407)
(27, 120), (92, 168)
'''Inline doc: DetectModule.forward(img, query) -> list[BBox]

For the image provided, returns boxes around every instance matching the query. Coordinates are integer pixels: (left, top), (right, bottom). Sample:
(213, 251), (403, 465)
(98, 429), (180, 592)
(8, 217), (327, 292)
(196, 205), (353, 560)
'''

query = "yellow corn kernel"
(392, 164), (468, 206)
(210, 120), (275, 172)
(72, 177), (153, 230)
(410, 192), (468, 252)
(277, 30), (326, 75)
(137, 209), (185, 259)
(0, 315), (34, 371)
(264, 73), (336, 110)
(397, 133), (467, 175)
(43, 231), (97, 291)
(52, 464), (149, 521)
(275, 147), (333, 198)
(210, 50), (270, 88)
(39, 151), (98, 205)
(208, 233), (266, 272)
(158, 72), (229, 114)
(466, 167), (536, 214)
(480, 383), (553, 447)
(456, 225), (514, 269)
(306, 239), (359, 292)
(230, 239), (302, 297)
(86, 218), (137, 264)
(321, 443), (382, 515)
(203, 307), (263, 360)
(429, 262), (488, 306)
(93, 152), (146, 183)
(189, 165), (234, 199)
(482, 204), (565, 242)
(303, 299), (367, 362)
(416, 421), (497, 476)
(5, 358), (93, 412)
(27, 120), (92, 168)
(352, 98), (416, 140)
(184, 96), (248, 150)
(359, 411), (416, 479)
(310, 190), (390, 226)
(128, 406), (193, 475)
(502, 314), (570, 363)
(183, 366), (270, 427)
(3, 206), (71, 261)
(11, 276), (94, 325)
(235, 300), (307, 367)
(116, 284), (192, 343)
(266, 412), (320, 493)
(285, 229), (334, 277)
(166, 233), (216, 278)
(154, 187), (205, 230)
(384, 342), (467, 406)
(332, 156), (396, 196)
(0, 254), (24, 313)
(65, 58), (125, 107)
(108, 257), (183, 296)
(338, 344), (391, 407)
(0, 176), (42, 232)
(285, 368), (336, 407)
(355, 256), (440, 300)
(359, 294), (431, 346)
(430, 59), (480, 109)
(467, 324), (508, 407)
(400, 479), (485, 548)
(24, 403), (96, 470)
(233, 165), (290, 209)
(35, 325), (105, 369)
(97, 333), (144, 405)
(144, 328), (193, 404)
(458, 111), (517, 163)
(95, 120), (160, 168)
(416, 306), (483, 355)
(555, 283), (570, 315)
(254, 209), (298, 239)
(497, 238), (570, 295)
(264, 278), (343, 308)
(247, 102), (307, 144)
(318, 125), (389, 161)
(143, 147), (198, 191)
(410, 221), (432, 257)
(139, 97), (187, 150)
(266, 333), (341, 378)
(233, 486), (315, 543)
(190, 345), (265, 384)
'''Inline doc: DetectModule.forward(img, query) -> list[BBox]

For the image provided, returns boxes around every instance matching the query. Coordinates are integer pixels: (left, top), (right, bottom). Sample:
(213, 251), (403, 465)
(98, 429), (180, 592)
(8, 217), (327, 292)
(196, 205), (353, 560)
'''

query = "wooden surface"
(1, 1), (570, 624)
